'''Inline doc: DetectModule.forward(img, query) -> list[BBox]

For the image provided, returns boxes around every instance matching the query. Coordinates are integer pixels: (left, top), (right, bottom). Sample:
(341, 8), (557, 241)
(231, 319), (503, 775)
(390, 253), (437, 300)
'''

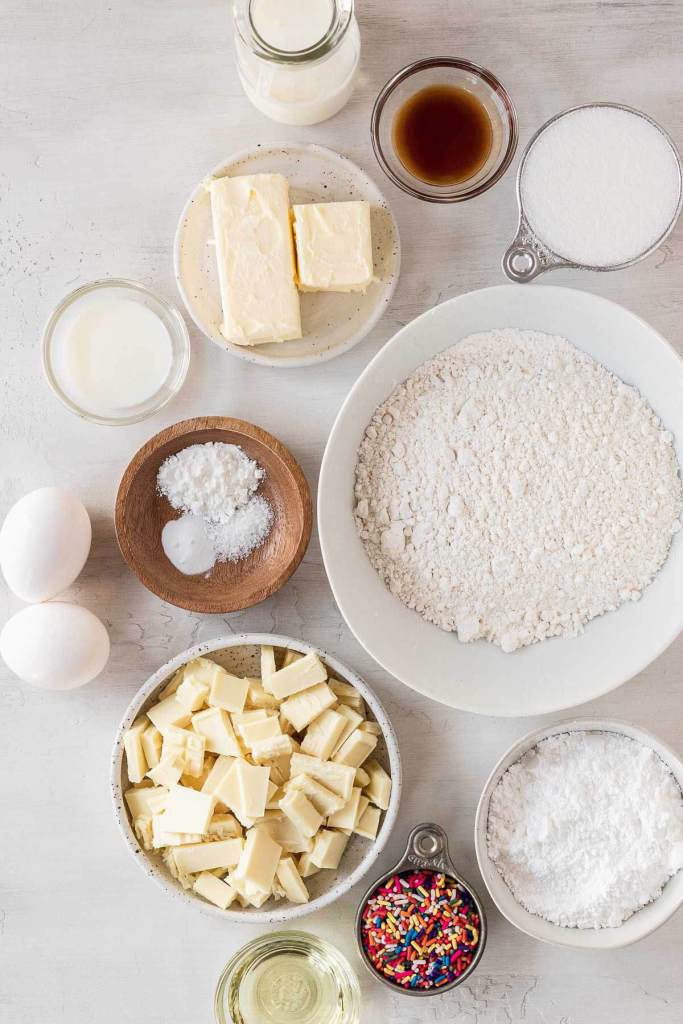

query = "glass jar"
(233, 0), (360, 126)
(215, 930), (361, 1024)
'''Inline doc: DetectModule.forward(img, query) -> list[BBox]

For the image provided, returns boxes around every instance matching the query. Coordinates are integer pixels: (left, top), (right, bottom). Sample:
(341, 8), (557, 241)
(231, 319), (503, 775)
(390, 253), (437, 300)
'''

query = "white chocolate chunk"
(254, 812), (313, 854)
(290, 753), (355, 801)
(192, 707), (242, 756)
(297, 850), (321, 878)
(301, 708), (346, 761)
(193, 872), (236, 910)
(146, 696), (192, 734)
(218, 759), (270, 821)
(260, 645), (277, 683)
(125, 785), (168, 819)
(180, 753), (216, 791)
(207, 812), (242, 839)
(207, 667), (249, 714)
(161, 725), (206, 777)
(355, 794), (370, 828)
(162, 785), (216, 835)
(281, 649), (304, 668)
(329, 679), (365, 714)
(251, 734), (294, 764)
(355, 767), (370, 788)
(279, 789), (323, 838)
(311, 829), (349, 869)
(201, 755), (236, 806)
(280, 683), (336, 732)
(175, 676), (209, 712)
(332, 728), (377, 768)
(276, 856), (309, 904)
(133, 816), (154, 850)
(147, 755), (183, 788)
(266, 652), (327, 700)
(140, 725), (163, 770)
(327, 787), (362, 832)
(364, 759), (392, 811)
(330, 705), (363, 755)
(124, 719), (149, 784)
(355, 803), (381, 840)
(246, 678), (279, 709)
(359, 720), (382, 736)
(285, 774), (344, 817)
(159, 668), (184, 700)
(240, 715), (281, 750)
(234, 827), (282, 893)
(231, 709), (269, 738)
(173, 838), (243, 874)
(151, 814), (204, 849)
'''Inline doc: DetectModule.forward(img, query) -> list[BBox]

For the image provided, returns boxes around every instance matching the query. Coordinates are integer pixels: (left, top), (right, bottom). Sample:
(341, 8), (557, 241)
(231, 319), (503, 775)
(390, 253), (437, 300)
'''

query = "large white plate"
(174, 143), (400, 368)
(318, 285), (683, 717)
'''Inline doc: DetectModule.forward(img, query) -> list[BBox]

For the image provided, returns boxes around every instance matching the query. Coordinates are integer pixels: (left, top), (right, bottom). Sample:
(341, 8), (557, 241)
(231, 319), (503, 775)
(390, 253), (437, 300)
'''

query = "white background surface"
(1, 1), (682, 1022)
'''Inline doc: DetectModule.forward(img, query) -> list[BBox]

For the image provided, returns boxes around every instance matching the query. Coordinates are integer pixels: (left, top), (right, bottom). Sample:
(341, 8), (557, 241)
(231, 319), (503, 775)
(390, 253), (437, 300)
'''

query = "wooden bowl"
(115, 417), (312, 613)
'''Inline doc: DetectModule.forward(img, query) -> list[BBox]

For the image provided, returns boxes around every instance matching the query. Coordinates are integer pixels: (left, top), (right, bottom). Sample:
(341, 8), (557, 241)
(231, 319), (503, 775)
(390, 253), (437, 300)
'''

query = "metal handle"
(502, 217), (568, 283)
(396, 822), (458, 876)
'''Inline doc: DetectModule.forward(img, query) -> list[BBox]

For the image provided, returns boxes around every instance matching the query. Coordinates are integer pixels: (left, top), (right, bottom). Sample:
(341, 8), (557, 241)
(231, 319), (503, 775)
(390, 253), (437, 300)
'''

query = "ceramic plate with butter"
(174, 143), (401, 368)
(318, 285), (683, 717)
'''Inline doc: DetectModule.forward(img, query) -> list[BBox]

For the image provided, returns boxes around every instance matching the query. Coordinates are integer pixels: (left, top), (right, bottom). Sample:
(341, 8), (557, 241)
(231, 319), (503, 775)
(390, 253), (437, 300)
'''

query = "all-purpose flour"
(487, 732), (683, 929)
(354, 329), (682, 652)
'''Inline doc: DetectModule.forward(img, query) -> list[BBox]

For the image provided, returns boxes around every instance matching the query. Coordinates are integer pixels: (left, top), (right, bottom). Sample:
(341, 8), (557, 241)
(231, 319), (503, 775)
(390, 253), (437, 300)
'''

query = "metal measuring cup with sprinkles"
(355, 823), (487, 996)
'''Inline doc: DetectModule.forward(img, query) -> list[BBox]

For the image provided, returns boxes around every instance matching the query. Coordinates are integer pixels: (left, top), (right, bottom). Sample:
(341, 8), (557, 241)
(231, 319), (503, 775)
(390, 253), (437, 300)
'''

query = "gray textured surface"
(1, 1), (682, 1021)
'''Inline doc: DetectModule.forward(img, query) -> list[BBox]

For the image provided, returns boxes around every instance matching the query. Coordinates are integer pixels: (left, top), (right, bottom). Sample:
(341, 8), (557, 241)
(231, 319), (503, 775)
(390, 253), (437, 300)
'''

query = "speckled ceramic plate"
(111, 633), (402, 924)
(174, 144), (401, 368)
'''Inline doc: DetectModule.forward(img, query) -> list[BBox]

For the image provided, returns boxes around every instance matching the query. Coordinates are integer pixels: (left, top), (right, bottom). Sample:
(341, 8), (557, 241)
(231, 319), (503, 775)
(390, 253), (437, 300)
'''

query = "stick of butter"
(293, 201), (374, 293)
(209, 173), (302, 346)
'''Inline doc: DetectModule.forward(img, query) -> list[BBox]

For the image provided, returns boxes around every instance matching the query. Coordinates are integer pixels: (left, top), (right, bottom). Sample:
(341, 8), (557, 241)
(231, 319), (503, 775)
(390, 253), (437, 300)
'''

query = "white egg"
(0, 487), (92, 602)
(0, 602), (110, 689)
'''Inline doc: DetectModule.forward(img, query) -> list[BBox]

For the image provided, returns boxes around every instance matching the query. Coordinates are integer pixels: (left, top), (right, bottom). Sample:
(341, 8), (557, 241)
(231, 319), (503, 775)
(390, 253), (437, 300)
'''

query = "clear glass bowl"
(215, 931), (361, 1024)
(42, 278), (190, 426)
(371, 57), (518, 203)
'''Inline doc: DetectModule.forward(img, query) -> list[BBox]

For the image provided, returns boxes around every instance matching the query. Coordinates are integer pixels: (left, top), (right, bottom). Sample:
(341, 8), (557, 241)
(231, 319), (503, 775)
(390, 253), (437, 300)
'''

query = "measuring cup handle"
(502, 219), (567, 282)
(400, 822), (456, 874)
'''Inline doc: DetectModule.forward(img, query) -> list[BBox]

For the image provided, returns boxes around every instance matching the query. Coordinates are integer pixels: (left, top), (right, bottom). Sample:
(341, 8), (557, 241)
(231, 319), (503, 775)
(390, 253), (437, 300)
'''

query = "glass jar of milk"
(233, 0), (360, 125)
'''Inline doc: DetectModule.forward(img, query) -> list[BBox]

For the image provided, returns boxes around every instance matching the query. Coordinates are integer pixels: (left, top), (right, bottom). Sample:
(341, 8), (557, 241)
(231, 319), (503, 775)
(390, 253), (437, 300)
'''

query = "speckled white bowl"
(475, 718), (683, 949)
(111, 633), (402, 924)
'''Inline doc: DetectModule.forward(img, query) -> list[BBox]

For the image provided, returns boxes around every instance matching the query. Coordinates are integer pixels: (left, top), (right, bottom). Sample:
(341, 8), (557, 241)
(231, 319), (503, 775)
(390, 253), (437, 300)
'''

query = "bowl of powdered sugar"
(318, 284), (683, 716)
(475, 719), (683, 948)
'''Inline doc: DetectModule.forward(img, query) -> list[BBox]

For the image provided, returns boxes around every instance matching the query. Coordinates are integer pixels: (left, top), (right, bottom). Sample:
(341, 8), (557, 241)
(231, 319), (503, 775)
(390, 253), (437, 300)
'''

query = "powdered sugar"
(487, 731), (683, 929)
(157, 442), (273, 574)
(354, 328), (682, 652)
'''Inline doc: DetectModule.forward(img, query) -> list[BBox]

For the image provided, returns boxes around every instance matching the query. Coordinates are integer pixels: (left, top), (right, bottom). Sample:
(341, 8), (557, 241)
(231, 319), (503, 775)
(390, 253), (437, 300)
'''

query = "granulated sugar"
(521, 106), (681, 266)
(353, 328), (681, 652)
(487, 731), (683, 929)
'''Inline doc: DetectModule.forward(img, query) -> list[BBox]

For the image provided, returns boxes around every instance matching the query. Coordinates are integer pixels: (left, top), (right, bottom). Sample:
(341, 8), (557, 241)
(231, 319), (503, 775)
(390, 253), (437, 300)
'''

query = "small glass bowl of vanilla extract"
(371, 57), (518, 203)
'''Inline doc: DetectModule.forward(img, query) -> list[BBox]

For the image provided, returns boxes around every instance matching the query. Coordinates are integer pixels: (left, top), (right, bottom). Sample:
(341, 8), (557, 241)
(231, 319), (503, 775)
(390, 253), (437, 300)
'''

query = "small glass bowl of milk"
(233, 0), (360, 126)
(42, 279), (190, 425)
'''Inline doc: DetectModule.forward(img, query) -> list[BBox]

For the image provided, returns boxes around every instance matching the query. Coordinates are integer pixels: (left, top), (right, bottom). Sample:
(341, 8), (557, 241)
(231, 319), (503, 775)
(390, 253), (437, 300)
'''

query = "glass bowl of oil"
(215, 931), (361, 1024)
(371, 56), (517, 203)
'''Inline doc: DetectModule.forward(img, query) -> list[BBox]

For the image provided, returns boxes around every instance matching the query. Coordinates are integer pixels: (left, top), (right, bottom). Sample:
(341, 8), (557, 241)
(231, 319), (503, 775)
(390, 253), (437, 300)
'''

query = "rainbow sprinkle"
(360, 870), (480, 991)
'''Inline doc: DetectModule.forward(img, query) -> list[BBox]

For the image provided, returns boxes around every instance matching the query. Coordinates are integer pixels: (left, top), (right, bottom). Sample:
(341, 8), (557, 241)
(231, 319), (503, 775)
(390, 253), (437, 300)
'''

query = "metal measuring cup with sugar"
(503, 102), (683, 283)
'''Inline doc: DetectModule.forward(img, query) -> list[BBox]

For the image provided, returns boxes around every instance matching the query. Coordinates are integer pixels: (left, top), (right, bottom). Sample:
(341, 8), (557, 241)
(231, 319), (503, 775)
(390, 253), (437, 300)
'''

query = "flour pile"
(353, 328), (682, 652)
(487, 731), (683, 929)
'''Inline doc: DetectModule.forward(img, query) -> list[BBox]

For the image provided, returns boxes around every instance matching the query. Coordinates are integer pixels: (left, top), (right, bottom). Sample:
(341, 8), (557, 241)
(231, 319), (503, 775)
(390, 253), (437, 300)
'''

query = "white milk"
(52, 293), (173, 414)
(251, 0), (334, 51)
(234, 0), (360, 126)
